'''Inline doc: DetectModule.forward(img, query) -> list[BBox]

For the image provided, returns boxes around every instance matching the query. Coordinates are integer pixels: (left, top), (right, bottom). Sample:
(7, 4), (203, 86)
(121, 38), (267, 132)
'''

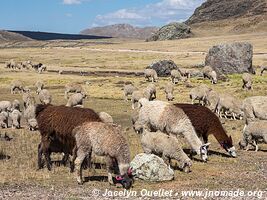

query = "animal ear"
(115, 176), (124, 181)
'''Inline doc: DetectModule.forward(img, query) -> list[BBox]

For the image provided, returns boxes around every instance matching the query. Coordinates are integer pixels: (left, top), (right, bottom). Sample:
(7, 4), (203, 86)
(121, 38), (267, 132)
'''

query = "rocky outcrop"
(130, 153), (174, 182)
(147, 60), (178, 77)
(80, 24), (158, 40)
(146, 22), (192, 41)
(205, 42), (254, 75)
(186, 0), (267, 25)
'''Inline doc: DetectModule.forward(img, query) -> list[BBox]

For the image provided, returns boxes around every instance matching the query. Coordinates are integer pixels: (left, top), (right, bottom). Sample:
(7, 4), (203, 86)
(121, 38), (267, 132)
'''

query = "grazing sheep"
(66, 93), (86, 107)
(21, 60), (32, 69)
(28, 118), (38, 131)
(242, 96), (267, 122)
(98, 112), (114, 124)
(164, 82), (174, 101)
(178, 68), (191, 79)
(143, 83), (156, 101)
(144, 69), (158, 82)
(216, 94), (243, 120)
(174, 104), (237, 157)
(32, 63), (43, 71)
(38, 89), (52, 105)
(239, 121), (267, 152)
(202, 66), (217, 84)
(35, 104), (102, 171)
(10, 109), (22, 129)
(37, 65), (47, 74)
(10, 80), (25, 94)
(65, 83), (85, 99)
(35, 81), (44, 94)
(22, 92), (35, 110)
(12, 99), (21, 111)
(242, 73), (253, 90)
(141, 130), (192, 173)
(131, 90), (145, 109)
(0, 111), (8, 128)
(205, 90), (220, 112)
(73, 122), (133, 188)
(170, 70), (181, 84)
(260, 66), (267, 76)
(189, 84), (211, 105)
(0, 101), (12, 112)
(123, 84), (137, 101)
(134, 99), (210, 162)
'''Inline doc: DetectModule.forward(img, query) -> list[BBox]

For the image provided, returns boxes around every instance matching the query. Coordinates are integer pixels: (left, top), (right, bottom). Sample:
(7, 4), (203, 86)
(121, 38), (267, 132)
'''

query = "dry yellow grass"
(0, 33), (267, 198)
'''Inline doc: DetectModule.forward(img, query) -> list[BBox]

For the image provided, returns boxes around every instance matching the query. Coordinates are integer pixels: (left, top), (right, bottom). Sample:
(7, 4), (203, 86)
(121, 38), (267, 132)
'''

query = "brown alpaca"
(35, 104), (101, 171)
(174, 103), (237, 157)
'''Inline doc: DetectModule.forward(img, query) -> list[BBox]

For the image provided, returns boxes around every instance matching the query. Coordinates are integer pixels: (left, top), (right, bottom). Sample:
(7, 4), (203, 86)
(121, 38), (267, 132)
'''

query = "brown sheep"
(35, 104), (102, 171)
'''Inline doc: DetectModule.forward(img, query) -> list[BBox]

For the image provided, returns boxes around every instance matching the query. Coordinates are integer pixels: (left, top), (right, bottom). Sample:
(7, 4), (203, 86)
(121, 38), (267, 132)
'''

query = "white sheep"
(0, 111), (8, 128)
(239, 121), (267, 152)
(12, 99), (21, 111)
(35, 80), (44, 94)
(131, 90), (144, 109)
(123, 84), (137, 101)
(205, 90), (220, 112)
(144, 69), (158, 82)
(178, 68), (191, 79)
(0, 101), (12, 112)
(10, 109), (22, 129)
(66, 93), (86, 107)
(143, 83), (156, 101)
(134, 98), (210, 162)
(203, 66), (217, 84)
(38, 89), (52, 105)
(22, 92), (35, 110)
(65, 83), (85, 99)
(10, 80), (26, 94)
(141, 130), (192, 173)
(24, 104), (38, 131)
(242, 96), (267, 122)
(170, 70), (181, 84)
(242, 73), (253, 90)
(164, 82), (174, 101)
(189, 84), (211, 105)
(98, 111), (114, 124)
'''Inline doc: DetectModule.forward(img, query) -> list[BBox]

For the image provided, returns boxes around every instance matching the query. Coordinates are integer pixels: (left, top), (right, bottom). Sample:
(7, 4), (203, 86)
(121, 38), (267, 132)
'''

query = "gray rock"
(146, 22), (192, 41)
(130, 153), (174, 181)
(147, 60), (178, 77)
(205, 42), (254, 75)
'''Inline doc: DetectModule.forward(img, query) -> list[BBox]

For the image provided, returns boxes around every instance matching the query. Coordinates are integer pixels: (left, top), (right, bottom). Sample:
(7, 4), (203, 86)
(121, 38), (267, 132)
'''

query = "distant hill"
(80, 24), (158, 39)
(185, 0), (267, 35)
(8, 30), (111, 41)
(0, 30), (32, 42)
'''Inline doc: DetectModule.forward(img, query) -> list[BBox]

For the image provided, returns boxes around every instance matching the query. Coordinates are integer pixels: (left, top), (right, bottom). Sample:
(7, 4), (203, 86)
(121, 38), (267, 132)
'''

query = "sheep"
(205, 90), (220, 112)
(202, 66), (217, 84)
(12, 99), (21, 111)
(28, 118), (38, 131)
(178, 68), (190, 79)
(260, 66), (267, 76)
(242, 96), (267, 122)
(141, 130), (192, 173)
(24, 104), (38, 131)
(0, 111), (8, 128)
(10, 80), (25, 94)
(134, 99), (210, 162)
(0, 101), (12, 112)
(64, 83), (85, 99)
(123, 84), (137, 101)
(37, 65), (47, 74)
(35, 104), (102, 171)
(66, 93), (86, 107)
(144, 69), (158, 82)
(32, 63), (43, 71)
(174, 103), (237, 157)
(143, 83), (156, 101)
(21, 60), (32, 69)
(189, 84), (211, 105)
(164, 82), (174, 101)
(98, 112), (114, 124)
(131, 90), (144, 109)
(170, 70), (181, 84)
(242, 73), (253, 90)
(10, 109), (22, 129)
(38, 89), (52, 105)
(35, 81), (44, 94)
(22, 92), (35, 110)
(239, 121), (267, 152)
(216, 94), (243, 120)
(73, 121), (133, 188)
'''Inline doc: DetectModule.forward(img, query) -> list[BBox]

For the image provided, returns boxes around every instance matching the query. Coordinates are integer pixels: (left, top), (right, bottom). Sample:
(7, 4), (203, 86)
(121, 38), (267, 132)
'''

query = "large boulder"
(130, 153), (174, 182)
(147, 60), (178, 77)
(146, 22), (192, 41)
(205, 42), (254, 75)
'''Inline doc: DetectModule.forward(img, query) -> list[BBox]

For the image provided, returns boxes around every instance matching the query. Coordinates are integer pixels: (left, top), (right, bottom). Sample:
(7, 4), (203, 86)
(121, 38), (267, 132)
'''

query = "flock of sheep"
(1, 61), (267, 190)
(5, 59), (47, 73)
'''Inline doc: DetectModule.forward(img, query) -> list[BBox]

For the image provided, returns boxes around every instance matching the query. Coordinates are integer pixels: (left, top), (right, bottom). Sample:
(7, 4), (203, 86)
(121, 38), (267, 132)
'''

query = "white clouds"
(63, 0), (81, 5)
(93, 0), (204, 27)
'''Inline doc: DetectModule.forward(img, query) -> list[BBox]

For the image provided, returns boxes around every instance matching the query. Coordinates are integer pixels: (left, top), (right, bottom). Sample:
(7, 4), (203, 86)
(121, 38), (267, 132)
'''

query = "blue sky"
(0, 0), (205, 34)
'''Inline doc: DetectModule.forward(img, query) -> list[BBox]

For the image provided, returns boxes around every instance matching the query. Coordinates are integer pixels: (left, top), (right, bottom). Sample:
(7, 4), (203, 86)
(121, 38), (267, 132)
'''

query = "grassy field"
(0, 33), (267, 199)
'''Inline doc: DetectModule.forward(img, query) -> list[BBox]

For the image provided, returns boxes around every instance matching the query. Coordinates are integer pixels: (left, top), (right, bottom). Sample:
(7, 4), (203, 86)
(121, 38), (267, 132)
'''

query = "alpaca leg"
(106, 156), (115, 185)
(41, 136), (52, 171)
(75, 149), (88, 185)
(37, 142), (44, 169)
(162, 154), (170, 166)
(253, 140), (258, 152)
(70, 146), (77, 173)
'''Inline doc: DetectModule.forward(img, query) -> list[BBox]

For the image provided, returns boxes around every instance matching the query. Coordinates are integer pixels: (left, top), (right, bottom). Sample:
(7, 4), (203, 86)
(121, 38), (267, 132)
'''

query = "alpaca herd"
(1, 63), (267, 190)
